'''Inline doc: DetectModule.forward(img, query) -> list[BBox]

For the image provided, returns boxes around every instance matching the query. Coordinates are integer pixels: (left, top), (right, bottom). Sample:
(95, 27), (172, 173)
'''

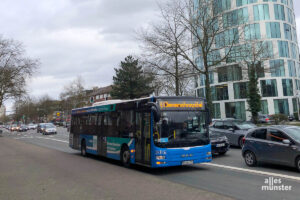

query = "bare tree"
(60, 76), (87, 114)
(0, 36), (38, 108)
(173, 0), (244, 113)
(138, 2), (193, 96)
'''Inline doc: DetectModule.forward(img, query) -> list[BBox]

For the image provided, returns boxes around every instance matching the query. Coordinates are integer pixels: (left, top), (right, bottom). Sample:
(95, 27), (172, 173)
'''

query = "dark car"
(18, 125), (28, 132)
(210, 130), (230, 155)
(288, 115), (295, 121)
(210, 119), (257, 148)
(242, 126), (300, 172)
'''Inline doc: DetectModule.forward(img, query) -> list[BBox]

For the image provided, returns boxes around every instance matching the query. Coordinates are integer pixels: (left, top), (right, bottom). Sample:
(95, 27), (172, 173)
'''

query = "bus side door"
(135, 112), (151, 165)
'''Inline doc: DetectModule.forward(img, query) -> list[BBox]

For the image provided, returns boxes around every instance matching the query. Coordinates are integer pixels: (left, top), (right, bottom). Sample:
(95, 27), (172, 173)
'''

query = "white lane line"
(202, 163), (300, 182)
(35, 136), (68, 143)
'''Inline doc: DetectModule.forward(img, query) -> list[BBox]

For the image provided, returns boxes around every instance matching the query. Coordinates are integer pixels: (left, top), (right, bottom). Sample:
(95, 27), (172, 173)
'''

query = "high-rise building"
(194, 0), (300, 120)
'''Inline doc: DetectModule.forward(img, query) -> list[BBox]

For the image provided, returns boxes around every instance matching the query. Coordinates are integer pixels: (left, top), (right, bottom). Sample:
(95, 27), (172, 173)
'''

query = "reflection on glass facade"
(261, 100), (269, 114)
(261, 79), (278, 97)
(218, 65), (242, 82)
(213, 103), (221, 119)
(234, 82), (248, 99)
(282, 79), (293, 96)
(274, 99), (289, 115)
(211, 85), (229, 101)
(225, 102), (246, 120)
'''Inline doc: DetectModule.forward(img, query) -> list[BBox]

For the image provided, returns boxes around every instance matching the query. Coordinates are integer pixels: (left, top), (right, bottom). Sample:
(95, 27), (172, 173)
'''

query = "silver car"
(210, 119), (257, 148)
(242, 126), (300, 172)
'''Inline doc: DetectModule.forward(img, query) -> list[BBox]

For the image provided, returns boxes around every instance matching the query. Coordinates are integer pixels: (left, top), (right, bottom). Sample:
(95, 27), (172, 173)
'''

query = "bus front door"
(135, 112), (151, 165)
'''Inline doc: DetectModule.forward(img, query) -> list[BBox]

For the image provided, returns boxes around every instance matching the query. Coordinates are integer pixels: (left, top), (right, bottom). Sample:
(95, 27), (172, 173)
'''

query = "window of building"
(262, 41), (274, 58)
(296, 80), (300, 90)
(263, 0), (277, 2)
(292, 28), (298, 43)
(261, 100), (269, 114)
(225, 101), (246, 120)
(274, 4), (285, 21)
(244, 23), (261, 40)
(270, 59), (285, 77)
(292, 98), (298, 113)
(253, 4), (270, 21)
(266, 22), (281, 39)
(213, 103), (221, 119)
(234, 82), (248, 99)
(197, 88), (205, 98)
(211, 85), (229, 101)
(288, 60), (296, 77)
(213, 0), (231, 14)
(289, 0), (294, 9)
(281, 0), (288, 5)
(274, 99), (289, 115)
(284, 23), (292, 41)
(248, 62), (265, 78)
(217, 65), (242, 82)
(261, 79), (278, 97)
(287, 8), (294, 25)
(278, 41), (290, 58)
(199, 72), (214, 86)
(282, 79), (293, 96)
(223, 7), (248, 28)
(290, 42), (298, 60)
(237, 0), (257, 7)
(215, 28), (239, 48)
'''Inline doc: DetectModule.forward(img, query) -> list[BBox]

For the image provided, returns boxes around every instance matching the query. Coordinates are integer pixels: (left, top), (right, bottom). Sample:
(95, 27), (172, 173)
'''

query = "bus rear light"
(242, 137), (245, 144)
(156, 161), (166, 165)
(206, 151), (211, 156)
(130, 149), (135, 153)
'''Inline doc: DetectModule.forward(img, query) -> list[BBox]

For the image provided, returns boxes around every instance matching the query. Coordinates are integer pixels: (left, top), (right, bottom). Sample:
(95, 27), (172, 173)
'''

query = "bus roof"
(71, 96), (207, 115)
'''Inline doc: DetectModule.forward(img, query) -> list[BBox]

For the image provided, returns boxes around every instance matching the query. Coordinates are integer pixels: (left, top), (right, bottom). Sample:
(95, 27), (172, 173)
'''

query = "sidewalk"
(0, 137), (234, 200)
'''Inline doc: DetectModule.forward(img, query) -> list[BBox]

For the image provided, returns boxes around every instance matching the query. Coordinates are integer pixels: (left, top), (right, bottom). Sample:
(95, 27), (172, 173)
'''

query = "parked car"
(258, 114), (271, 123)
(242, 125), (300, 172)
(27, 123), (37, 130)
(210, 119), (257, 148)
(288, 115), (295, 121)
(41, 123), (57, 135)
(210, 130), (230, 155)
(18, 125), (28, 132)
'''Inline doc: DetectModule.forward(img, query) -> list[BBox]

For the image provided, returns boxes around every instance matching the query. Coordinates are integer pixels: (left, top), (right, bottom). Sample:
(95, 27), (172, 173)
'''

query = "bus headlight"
(156, 156), (166, 160)
(207, 151), (211, 156)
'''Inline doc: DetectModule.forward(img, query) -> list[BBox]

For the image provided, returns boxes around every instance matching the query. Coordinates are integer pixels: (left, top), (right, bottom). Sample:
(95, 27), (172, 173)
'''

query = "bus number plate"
(182, 160), (193, 165)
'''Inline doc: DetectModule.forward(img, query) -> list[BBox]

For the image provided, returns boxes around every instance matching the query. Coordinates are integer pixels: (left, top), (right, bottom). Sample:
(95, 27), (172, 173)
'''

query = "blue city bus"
(69, 96), (212, 167)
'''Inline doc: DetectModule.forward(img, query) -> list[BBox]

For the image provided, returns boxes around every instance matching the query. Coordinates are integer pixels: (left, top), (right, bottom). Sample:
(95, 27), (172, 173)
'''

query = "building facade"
(89, 85), (112, 104)
(195, 0), (300, 120)
(0, 106), (6, 118)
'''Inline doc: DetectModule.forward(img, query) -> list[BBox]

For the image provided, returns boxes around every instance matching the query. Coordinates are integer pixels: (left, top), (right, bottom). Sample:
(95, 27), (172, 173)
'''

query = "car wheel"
(239, 137), (244, 148)
(81, 140), (87, 157)
(121, 146), (131, 167)
(219, 152), (227, 155)
(244, 151), (257, 167)
(296, 157), (300, 172)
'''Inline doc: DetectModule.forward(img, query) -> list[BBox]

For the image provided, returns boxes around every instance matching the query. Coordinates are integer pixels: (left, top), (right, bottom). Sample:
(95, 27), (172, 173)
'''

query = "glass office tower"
(195, 0), (300, 120)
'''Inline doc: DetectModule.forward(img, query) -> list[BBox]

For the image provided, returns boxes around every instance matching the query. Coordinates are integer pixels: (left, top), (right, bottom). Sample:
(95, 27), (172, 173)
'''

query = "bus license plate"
(182, 160), (193, 165)
(216, 143), (225, 147)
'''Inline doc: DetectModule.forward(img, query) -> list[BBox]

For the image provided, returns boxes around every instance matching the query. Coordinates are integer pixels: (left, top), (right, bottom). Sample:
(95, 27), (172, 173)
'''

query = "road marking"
(36, 136), (68, 143)
(201, 163), (300, 182)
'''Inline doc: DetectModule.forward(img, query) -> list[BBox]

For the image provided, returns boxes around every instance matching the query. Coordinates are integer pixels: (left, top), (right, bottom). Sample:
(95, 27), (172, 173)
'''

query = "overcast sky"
(1, 0), (300, 111)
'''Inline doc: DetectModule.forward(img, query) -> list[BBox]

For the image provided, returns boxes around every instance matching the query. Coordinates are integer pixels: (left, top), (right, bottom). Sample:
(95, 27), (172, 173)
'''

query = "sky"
(1, 0), (300, 112)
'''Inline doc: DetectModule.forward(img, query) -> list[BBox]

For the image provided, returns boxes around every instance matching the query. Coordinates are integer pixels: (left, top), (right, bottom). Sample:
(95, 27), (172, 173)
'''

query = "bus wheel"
(81, 140), (87, 157)
(121, 146), (130, 167)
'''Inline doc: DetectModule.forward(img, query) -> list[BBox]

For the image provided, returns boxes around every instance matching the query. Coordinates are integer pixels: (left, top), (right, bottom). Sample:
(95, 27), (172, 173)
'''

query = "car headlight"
(156, 156), (166, 160)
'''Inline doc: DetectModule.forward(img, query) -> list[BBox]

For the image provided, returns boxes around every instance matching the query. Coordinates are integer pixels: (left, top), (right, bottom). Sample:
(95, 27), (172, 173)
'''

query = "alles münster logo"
(261, 177), (292, 191)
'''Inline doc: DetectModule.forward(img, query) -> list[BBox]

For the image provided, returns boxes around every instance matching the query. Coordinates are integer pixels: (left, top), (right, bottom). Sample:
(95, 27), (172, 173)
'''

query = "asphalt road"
(1, 127), (300, 200)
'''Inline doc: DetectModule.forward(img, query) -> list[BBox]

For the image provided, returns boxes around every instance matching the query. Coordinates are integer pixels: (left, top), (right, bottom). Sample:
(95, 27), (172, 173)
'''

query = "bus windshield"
(154, 111), (209, 148)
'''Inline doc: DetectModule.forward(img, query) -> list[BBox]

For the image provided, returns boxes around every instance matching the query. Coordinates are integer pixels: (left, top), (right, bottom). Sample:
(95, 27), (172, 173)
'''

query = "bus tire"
(81, 140), (87, 157)
(121, 145), (131, 167)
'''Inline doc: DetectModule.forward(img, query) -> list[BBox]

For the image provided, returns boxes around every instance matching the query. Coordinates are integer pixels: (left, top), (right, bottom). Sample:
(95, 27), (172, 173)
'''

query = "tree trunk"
(204, 70), (213, 118)
(175, 53), (179, 96)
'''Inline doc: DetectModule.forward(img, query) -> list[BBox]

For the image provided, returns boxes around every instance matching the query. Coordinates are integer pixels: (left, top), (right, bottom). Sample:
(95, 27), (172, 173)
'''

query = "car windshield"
(45, 124), (55, 128)
(154, 111), (209, 148)
(234, 121), (256, 130)
(284, 127), (300, 143)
